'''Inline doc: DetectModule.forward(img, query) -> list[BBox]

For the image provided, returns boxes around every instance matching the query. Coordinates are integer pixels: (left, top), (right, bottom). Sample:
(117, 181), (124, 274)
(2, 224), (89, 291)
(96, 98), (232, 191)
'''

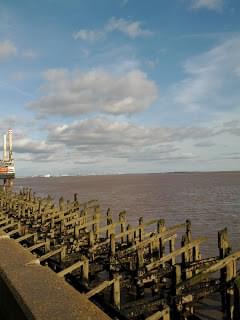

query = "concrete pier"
(0, 231), (110, 320)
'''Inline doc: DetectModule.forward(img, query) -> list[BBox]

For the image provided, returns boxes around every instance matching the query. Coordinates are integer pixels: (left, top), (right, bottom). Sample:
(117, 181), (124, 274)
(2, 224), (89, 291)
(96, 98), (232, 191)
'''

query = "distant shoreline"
(15, 171), (240, 179)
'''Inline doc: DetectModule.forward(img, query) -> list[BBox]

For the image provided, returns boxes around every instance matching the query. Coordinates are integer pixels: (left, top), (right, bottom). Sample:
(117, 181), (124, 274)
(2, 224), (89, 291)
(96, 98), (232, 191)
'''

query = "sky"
(0, 0), (240, 176)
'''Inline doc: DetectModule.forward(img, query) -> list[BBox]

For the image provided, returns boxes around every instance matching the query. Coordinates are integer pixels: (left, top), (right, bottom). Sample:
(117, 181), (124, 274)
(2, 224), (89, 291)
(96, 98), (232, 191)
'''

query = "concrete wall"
(0, 232), (111, 320)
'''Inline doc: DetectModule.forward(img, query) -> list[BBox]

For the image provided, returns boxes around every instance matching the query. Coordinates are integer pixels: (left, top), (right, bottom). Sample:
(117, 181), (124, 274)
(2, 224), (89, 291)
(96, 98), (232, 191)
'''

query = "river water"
(15, 172), (240, 257)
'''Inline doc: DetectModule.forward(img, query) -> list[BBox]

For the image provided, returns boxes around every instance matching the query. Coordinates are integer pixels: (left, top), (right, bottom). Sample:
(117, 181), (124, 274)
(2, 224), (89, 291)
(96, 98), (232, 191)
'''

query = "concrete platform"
(0, 232), (111, 320)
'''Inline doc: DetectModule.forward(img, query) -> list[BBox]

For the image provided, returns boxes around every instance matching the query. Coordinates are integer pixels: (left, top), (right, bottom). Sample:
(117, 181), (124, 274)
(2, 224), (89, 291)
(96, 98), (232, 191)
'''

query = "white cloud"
(164, 36), (240, 112)
(105, 17), (153, 38)
(189, 0), (224, 11)
(72, 29), (104, 42)
(73, 17), (153, 42)
(0, 40), (16, 60)
(29, 68), (158, 116)
(14, 137), (57, 155)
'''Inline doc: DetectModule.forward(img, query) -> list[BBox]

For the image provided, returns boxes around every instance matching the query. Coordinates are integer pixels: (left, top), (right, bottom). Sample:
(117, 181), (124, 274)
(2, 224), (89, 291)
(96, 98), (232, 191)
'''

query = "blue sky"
(0, 0), (240, 176)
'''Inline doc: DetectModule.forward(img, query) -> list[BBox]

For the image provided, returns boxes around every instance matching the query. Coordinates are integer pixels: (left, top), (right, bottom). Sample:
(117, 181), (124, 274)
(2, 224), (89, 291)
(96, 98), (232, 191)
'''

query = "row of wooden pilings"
(1, 187), (240, 319)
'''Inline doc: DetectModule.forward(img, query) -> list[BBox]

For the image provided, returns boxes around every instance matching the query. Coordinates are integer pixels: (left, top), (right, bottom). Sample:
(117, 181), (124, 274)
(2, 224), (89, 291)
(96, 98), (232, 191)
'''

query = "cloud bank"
(29, 69), (158, 116)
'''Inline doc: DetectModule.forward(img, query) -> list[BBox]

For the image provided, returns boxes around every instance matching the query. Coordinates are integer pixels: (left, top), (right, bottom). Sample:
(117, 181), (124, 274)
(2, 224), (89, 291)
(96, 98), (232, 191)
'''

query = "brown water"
(15, 172), (240, 257)
(14, 172), (240, 319)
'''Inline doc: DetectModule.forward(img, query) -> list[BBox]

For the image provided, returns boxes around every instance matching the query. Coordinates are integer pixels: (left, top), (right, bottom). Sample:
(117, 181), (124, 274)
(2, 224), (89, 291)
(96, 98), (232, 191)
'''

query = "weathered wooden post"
(171, 264), (182, 320)
(74, 224), (80, 240)
(181, 235), (192, 280)
(127, 224), (132, 245)
(186, 219), (191, 239)
(169, 236), (176, 265)
(218, 228), (231, 312)
(119, 211), (126, 244)
(59, 196), (65, 211)
(89, 230), (95, 247)
(233, 276), (240, 320)
(94, 206), (100, 240)
(112, 274), (121, 310)
(137, 247), (144, 269)
(60, 246), (66, 262)
(82, 256), (89, 284)
(226, 260), (237, 320)
(110, 233), (116, 256)
(157, 219), (166, 258)
(106, 210), (113, 239)
(139, 217), (144, 242)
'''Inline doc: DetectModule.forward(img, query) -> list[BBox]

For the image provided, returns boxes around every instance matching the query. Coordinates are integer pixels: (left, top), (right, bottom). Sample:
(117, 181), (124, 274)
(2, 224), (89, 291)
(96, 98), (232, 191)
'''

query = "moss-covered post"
(157, 219), (166, 258)
(218, 228), (231, 312)
(59, 196), (65, 211)
(119, 211), (126, 244)
(226, 260), (237, 320)
(110, 233), (116, 256)
(127, 224), (132, 245)
(82, 256), (89, 285)
(139, 217), (144, 242)
(106, 209), (113, 239)
(94, 206), (100, 240)
(181, 235), (192, 280)
(169, 236), (176, 265)
(88, 230), (94, 248)
(112, 274), (121, 310)
(233, 276), (240, 320)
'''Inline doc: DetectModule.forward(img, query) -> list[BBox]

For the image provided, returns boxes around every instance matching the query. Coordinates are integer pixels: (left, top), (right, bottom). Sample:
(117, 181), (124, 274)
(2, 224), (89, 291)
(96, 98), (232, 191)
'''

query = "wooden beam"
(16, 233), (38, 243)
(57, 260), (84, 278)
(39, 247), (64, 262)
(180, 250), (240, 288)
(146, 237), (206, 271)
(118, 223), (186, 258)
(86, 279), (114, 299)
(27, 241), (49, 252)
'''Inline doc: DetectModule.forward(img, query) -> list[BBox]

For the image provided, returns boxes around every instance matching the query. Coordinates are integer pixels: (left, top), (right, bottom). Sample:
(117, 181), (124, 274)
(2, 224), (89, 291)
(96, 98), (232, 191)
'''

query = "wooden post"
(158, 219), (165, 258)
(112, 275), (121, 310)
(137, 247), (144, 269)
(226, 260), (237, 320)
(119, 211), (126, 244)
(110, 233), (116, 256)
(82, 257), (89, 284)
(157, 219), (166, 233)
(218, 228), (231, 259)
(60, 246), (66, 261)
(127, 224), (132, 245)
(172, 264), (182, 295)
(89, 230), (95, 247)
(59, 197), (65, 211)
(234, 276), (240, 320)
(106, 211), (113, 239)
(219, 228), (231, 312)
(169, 237), (176, 265)
(94, 206), (100, 240)
(186, 219), (191, 239)
(181, 235), (192, 280)
(74, 224), (80, 240)
(139, 217), (144, 242)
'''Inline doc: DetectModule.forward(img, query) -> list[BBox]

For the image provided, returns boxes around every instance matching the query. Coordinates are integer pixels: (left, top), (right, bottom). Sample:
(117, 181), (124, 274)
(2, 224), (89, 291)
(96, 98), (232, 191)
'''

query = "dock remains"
(0, 187), (240, 319)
